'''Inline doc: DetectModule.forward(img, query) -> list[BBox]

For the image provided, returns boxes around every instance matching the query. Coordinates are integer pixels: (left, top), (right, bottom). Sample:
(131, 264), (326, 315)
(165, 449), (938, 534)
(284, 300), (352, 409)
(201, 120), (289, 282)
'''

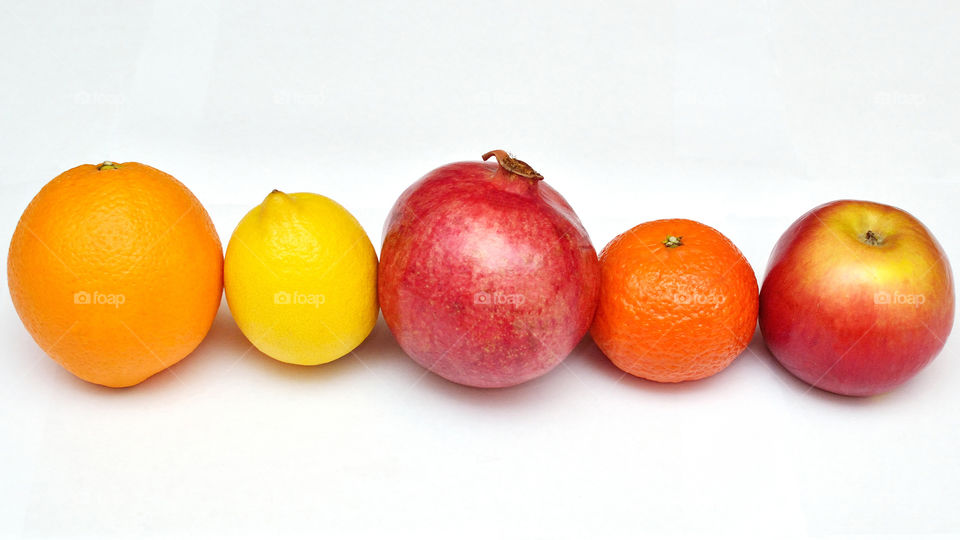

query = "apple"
(759, 200), (954, 396)
(378, 150), (600, 388)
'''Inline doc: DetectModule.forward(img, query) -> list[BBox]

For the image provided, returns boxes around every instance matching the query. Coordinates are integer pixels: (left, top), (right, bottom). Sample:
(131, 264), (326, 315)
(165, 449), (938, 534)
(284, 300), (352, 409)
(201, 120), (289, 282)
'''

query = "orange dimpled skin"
(591, 219), (759, 382)
(7, 162), (223, 387)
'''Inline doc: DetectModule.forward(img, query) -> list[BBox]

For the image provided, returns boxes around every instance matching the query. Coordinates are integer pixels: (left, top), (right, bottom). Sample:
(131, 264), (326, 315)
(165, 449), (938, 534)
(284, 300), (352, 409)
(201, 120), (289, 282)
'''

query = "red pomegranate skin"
(379, 156), (600, 388)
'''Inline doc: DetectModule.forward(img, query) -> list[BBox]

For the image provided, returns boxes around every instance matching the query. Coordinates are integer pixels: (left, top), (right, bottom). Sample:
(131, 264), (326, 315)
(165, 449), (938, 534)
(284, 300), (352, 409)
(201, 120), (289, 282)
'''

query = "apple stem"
(97, 161), (120, 170)
(482, 150), (544, 181)
(663, 235), (683, 248)
(863, 230), (883, 246)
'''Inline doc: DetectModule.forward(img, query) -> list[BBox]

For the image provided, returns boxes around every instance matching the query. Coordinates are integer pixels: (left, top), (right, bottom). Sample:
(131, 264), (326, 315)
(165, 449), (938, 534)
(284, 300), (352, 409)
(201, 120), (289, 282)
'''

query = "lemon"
(224, 190), (378, 365)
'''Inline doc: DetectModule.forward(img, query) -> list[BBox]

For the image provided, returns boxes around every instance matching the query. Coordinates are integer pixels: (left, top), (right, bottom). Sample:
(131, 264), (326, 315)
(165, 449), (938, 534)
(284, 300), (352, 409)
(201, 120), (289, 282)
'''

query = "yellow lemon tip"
(260, 189), (295, 214)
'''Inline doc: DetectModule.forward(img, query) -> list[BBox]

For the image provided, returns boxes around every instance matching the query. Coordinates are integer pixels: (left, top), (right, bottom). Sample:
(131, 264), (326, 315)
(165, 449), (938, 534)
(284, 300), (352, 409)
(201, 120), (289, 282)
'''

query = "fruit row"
(8, 152), (954, 397)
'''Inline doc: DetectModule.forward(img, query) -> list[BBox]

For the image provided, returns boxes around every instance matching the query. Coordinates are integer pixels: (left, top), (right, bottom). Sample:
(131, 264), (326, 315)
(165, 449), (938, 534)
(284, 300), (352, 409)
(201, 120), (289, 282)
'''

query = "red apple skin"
(759, 200), (954, 396)
(378, 156), (599, 388)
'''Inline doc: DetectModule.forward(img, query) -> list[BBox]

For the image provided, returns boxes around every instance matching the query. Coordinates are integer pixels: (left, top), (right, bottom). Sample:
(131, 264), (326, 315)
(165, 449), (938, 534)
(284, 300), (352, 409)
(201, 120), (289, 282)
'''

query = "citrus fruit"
(8, 161), (224, 387)
(224, 190), (378, 365)
(591, 219), (759, 382)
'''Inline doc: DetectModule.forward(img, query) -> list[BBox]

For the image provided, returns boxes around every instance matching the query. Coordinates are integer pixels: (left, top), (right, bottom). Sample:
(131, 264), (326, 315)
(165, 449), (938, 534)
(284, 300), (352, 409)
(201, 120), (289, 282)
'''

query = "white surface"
(1, 1), (959, 538)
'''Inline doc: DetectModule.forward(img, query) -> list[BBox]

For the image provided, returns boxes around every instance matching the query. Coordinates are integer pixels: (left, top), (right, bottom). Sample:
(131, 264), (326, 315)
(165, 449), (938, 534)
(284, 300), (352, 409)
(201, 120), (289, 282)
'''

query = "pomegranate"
(378, 150), (600, 388)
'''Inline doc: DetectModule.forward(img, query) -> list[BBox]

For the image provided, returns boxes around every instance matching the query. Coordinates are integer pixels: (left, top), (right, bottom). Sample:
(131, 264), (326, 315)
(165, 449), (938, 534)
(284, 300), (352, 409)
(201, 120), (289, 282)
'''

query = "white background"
(1, 1), (958, 538)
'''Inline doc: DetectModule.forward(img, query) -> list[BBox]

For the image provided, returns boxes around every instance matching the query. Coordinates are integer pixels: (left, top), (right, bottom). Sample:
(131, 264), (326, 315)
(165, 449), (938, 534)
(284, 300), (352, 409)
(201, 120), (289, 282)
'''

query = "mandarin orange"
(591, 219), (758, 382)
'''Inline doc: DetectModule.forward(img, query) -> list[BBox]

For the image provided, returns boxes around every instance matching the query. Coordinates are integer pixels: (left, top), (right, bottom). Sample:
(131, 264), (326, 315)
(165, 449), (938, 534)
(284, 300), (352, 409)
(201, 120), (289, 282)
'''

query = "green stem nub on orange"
(97, 161), (120, 171)
(663, 235), (684, 248)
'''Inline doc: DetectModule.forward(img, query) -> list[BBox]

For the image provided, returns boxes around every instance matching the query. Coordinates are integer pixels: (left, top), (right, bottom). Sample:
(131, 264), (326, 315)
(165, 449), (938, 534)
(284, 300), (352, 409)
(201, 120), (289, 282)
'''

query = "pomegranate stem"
(482, 150), (543, 180)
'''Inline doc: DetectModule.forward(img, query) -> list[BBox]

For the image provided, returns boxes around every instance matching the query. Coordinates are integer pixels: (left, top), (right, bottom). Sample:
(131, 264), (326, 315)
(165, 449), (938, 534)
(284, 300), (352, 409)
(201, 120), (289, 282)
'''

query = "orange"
(7, 161), (223, 387)
(591, 219), (758, 382)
